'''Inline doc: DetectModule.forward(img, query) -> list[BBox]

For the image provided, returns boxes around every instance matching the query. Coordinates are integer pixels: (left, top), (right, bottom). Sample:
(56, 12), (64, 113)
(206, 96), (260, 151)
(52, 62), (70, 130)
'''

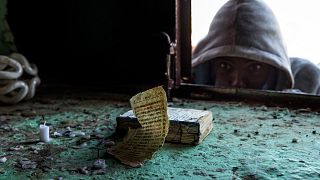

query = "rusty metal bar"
(175, 0), (192, 87)
(173, 83), (320, 109)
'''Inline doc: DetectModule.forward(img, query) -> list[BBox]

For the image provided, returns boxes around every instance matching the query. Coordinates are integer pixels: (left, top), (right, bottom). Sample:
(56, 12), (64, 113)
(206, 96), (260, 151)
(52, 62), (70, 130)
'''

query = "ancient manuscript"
(107, 86), (169, 167)
(117, 107), (213, 145)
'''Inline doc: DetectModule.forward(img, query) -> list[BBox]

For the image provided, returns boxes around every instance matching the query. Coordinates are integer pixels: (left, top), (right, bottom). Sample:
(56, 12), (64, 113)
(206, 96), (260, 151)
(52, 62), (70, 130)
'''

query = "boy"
(192, 0), (320, 94)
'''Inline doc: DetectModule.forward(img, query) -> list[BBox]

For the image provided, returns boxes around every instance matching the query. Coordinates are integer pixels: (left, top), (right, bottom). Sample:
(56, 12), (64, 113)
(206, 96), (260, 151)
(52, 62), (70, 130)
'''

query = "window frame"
(172, 0), (320, 109)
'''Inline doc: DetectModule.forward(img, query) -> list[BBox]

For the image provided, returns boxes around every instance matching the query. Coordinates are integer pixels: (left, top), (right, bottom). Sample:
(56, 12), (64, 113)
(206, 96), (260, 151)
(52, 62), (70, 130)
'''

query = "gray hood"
(192, 0), (294, 90)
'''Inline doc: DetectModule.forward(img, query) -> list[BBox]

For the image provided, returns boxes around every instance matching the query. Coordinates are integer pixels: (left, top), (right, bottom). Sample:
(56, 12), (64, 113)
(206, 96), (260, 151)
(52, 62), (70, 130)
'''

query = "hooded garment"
(192, 0), (294, 91)
(290, 57), (320, 94)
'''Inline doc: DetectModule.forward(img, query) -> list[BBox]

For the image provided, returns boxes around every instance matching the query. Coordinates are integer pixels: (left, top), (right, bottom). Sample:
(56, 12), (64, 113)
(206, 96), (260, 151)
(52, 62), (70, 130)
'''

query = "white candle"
(40, 121), (50, 142)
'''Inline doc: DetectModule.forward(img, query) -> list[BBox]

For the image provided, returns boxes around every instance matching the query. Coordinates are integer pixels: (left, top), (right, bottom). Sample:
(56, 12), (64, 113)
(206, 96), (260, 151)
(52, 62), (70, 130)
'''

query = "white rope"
(0, 80), (29, 104)
(25, 76), (41, 100)
(0, 53), (40, 104)
(10, 53), (38, 76)
(0, 55), (23, 79)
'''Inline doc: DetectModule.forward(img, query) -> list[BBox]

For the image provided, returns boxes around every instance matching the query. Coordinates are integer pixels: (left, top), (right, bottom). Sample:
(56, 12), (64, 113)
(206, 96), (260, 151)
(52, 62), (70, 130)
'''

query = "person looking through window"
(192, 0), (320, 95)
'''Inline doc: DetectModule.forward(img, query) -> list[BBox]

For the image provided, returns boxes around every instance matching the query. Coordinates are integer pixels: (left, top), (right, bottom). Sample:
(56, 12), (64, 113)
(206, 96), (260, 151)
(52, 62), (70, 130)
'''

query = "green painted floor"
(0, 89), (320, 179)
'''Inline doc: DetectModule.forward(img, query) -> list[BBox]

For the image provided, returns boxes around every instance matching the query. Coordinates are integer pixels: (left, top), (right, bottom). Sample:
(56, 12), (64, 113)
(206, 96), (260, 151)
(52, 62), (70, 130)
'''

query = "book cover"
(116, 107), (213, 145)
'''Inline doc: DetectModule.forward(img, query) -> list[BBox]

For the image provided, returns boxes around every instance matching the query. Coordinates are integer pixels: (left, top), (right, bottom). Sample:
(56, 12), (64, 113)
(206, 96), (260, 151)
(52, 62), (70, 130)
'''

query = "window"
(173, 0), (320, 106)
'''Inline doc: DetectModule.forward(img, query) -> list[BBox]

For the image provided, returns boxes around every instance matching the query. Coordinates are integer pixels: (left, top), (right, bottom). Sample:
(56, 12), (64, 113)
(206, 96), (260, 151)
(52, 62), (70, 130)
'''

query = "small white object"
(69, 131), (85, 138)
(40, 121), (50, 142)
(0, 157), (7, 163)
(66, 127), (72, 131)
(53, 131), (62, 137)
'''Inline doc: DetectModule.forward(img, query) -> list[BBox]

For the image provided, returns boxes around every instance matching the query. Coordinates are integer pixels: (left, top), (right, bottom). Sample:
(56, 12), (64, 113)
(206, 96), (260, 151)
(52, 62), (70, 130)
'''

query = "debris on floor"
(0, 90), (320, 179)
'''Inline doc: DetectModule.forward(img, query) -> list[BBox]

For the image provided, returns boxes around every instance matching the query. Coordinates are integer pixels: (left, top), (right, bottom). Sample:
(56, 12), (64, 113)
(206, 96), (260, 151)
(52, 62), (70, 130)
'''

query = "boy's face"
(212, 57), (277, 89)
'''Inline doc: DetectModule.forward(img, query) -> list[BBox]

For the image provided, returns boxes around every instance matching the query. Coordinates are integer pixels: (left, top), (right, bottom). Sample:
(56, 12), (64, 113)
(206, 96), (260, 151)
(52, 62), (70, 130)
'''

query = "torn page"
(108, 86), (169, 167)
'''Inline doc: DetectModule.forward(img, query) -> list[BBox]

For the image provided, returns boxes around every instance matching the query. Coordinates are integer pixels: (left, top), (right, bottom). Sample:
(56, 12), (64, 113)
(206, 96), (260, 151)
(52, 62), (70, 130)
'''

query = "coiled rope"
(0, 53), (40, 104)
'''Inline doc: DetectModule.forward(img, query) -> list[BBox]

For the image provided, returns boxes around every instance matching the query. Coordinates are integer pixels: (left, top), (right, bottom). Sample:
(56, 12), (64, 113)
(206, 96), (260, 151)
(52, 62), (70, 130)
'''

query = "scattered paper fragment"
(108, 86), (169, 167)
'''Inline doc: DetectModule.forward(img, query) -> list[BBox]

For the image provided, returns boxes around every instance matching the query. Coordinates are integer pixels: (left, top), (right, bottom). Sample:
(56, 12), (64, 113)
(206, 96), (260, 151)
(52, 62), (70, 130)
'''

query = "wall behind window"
(7, 0), (175, 87)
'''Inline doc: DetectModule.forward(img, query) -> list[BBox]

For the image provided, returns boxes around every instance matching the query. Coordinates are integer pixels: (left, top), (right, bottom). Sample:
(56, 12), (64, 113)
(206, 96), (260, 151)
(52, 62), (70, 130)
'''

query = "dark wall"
(6, 1), (175, 87)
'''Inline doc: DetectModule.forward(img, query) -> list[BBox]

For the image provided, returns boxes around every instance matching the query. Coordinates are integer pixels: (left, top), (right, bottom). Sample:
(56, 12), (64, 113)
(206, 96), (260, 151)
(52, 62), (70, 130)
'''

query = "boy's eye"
(249, 63), (262, 72)
(219, 62), (231, 70)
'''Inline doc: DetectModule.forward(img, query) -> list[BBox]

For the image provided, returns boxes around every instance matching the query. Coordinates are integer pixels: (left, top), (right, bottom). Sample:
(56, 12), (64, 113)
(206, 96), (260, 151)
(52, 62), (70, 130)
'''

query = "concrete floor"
(1, 88), (320, 179)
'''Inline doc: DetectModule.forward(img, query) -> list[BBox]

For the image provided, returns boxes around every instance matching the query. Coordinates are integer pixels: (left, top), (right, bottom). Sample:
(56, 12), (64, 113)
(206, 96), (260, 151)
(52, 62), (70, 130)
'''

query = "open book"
(116, 107), (213, 145)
